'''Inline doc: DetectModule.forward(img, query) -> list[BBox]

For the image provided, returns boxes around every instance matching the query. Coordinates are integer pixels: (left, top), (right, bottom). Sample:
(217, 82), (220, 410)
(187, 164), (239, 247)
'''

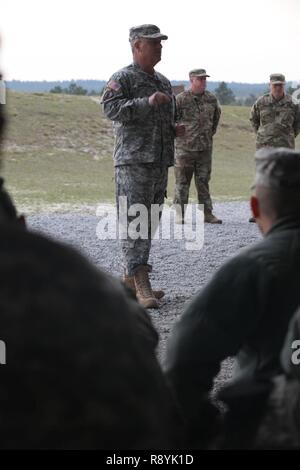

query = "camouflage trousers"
(173, 149), (213, 213)
(115, 164), (168, 277)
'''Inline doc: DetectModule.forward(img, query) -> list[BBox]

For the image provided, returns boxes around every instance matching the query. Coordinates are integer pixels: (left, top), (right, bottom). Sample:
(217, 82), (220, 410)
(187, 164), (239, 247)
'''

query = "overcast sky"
(1, 0), (299, 83)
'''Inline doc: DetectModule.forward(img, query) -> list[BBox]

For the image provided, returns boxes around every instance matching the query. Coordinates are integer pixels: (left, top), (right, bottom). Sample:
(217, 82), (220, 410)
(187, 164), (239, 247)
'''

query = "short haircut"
(254, 148), (300, 219)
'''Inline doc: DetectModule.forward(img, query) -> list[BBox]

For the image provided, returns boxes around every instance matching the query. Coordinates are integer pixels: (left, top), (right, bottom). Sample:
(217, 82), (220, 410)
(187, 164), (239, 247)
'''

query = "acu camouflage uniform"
(174, 90), (221, 213)
(102, 63), (175, 276)
(250, 93), (300, 149)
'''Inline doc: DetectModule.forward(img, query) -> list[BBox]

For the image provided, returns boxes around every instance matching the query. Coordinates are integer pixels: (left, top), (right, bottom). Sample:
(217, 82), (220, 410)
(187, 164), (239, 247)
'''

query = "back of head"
(254, 147), (300, 219)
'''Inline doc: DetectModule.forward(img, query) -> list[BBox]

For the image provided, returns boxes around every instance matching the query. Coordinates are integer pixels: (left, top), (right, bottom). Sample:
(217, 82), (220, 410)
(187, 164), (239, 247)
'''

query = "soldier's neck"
(192, 91), (205, 97)
(271, 93), (285, 101)
(134, 59), (155, 76)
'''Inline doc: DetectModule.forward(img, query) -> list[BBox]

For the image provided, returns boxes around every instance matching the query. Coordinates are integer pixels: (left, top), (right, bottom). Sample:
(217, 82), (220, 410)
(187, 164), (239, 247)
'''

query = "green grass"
(2, 91), (299, 212)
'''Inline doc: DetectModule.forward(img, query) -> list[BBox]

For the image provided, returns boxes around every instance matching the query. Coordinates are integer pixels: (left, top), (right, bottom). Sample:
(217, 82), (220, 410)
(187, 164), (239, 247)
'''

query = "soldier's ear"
(250, 195), (260, 219)
(134, 39), (142, 52)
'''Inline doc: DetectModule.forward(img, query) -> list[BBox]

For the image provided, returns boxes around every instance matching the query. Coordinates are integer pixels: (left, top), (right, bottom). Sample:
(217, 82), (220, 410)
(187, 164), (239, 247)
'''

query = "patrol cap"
(254, 147), (300, 190)
(270, 73), (285, 84)
(189, 69), (210, 78)
(129, 24), (168, 41)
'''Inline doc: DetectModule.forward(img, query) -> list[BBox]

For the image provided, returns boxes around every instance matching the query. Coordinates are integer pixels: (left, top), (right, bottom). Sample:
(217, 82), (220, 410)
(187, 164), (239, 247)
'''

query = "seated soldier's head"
(251, 148), (300, 234)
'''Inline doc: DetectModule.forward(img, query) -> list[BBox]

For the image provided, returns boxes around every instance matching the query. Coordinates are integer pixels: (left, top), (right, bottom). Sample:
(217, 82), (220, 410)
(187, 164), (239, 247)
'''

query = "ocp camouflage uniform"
(250, 93), (300, 149)
(102, 63), (175, 276)
(174, 90), (221, 213)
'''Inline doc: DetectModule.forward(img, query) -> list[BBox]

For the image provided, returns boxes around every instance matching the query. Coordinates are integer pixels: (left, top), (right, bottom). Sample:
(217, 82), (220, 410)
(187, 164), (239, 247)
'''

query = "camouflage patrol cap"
(270, 73), (285, 84)
(129, 24), (168, 41)
(189, 69), (210, 78)
(254, 147), (300, 190)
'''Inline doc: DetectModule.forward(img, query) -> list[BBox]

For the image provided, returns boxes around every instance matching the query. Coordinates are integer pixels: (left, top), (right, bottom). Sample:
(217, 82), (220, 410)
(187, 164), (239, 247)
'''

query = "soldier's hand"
(148, 92), (171, 107)
(175, 124), (186, 137)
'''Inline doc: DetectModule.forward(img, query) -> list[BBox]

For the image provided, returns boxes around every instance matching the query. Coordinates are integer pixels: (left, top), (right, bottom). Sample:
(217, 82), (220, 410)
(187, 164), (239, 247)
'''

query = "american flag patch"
(107, 80), (121, 91)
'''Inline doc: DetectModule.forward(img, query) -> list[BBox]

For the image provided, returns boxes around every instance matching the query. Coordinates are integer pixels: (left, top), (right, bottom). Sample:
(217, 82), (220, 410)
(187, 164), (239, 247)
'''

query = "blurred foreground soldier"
(102, 24), (184, 309)
(165, 148), (300, 449)
(174, 69), (221, 224)
(0, 97), (182, 450)
(0, 177), (26, 226)
(250, 73), (300, 150)
(0, 232), (182, 449)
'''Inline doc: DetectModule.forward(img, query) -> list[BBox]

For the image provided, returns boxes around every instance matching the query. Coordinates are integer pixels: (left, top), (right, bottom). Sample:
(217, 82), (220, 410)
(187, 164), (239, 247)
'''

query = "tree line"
(50, 81), (99, 96)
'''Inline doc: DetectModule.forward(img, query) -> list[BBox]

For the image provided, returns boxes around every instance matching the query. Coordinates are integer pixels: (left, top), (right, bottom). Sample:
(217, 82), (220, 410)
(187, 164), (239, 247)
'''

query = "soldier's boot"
(122, 273), (165, 299)
(134, 266), (159, 309)
(204, 210), (222, 224)
(249, 217), (256, 223)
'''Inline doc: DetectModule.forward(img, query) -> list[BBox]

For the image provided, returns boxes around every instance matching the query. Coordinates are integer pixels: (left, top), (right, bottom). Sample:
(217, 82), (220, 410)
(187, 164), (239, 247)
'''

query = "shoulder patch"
(107, 80), (121, 92)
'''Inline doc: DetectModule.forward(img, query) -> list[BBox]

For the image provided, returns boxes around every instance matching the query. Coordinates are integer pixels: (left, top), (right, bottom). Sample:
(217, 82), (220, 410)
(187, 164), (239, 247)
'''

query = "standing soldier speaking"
(250, 73), (300, 150)
(102, 24), (184, 309)
(174, 69), (222, 224)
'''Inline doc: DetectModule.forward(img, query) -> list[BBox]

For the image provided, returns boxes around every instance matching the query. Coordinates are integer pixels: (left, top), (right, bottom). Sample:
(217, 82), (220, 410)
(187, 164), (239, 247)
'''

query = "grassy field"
(2, 91), (299, 213)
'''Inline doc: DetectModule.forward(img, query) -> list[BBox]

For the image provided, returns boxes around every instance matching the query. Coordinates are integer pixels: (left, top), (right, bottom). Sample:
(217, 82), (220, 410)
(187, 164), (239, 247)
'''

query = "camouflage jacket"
(101, 63), (175, 167)
(250, 93), (300, 149)
(175, 90), (221, 154)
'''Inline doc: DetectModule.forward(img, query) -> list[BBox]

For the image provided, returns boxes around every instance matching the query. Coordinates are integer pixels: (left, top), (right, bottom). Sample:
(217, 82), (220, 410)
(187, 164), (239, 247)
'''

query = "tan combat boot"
(204, 211), (222, 224)
(133, 266), (159, 309)
(123, 274), (165, 299)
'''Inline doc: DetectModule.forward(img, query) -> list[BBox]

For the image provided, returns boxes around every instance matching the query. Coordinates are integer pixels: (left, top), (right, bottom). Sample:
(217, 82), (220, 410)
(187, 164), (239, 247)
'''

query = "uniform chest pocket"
(181, 104), (197, 121)
(260, 108), (275, 125)
(201, 103), (215, 121)
(130, 83), (157, 99)
(276, 105), (294, 127)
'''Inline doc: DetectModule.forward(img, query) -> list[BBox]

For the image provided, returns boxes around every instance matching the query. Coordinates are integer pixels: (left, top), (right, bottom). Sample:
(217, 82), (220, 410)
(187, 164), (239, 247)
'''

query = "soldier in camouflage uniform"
(174, 69), (222, 224)
(102, 25), (184, 309)
(250, 73), (300, 149)
(249, 73), (300, 223)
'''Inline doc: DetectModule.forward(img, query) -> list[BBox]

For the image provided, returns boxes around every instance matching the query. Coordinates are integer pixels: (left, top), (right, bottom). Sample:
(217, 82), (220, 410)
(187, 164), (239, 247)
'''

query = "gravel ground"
(28, 201), (261, 393)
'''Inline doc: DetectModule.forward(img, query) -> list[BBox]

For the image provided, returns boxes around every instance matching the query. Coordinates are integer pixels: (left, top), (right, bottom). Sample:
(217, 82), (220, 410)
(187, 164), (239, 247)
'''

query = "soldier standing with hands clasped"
(174, 69), (222, 224)
(250, 73), (300, 150)
(248, 73), (300, 223)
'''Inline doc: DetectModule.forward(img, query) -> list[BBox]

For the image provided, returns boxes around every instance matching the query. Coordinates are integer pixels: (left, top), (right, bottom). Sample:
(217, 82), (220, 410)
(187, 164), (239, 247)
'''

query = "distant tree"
(88, 89), (99, 96)
(234, 99), (243, 106)
(244, 94), (257, 107)
(67, 81), (87, 95)
(50, 85), (63, 94)
(215, 81), (235, 105)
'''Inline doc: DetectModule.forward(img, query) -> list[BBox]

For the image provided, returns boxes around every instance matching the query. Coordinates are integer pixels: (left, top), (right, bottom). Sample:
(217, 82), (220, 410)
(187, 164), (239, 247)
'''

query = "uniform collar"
(268, 92), (287, 104)
(266, 215), (300, 237)
(188, 90), (207, 102)
(132, 62), (157, 79)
